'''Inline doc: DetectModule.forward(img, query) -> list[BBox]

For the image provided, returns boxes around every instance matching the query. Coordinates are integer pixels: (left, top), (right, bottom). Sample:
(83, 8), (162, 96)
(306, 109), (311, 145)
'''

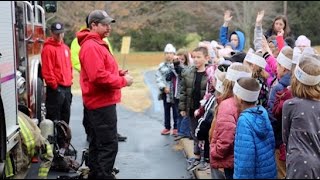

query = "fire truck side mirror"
(44, 1), (57, 13)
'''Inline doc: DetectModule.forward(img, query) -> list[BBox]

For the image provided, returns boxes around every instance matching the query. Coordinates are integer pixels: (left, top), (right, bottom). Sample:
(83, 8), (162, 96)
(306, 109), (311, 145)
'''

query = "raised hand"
(262, 35), (272, 55)
(277, 29), (284, 36)
(224, 10), (233, 23)
(256, 10), (265, 26)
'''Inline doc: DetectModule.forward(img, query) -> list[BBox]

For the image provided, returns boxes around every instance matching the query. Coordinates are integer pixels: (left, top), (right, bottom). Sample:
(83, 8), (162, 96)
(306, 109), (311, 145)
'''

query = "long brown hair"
(270, 15), (291, 38)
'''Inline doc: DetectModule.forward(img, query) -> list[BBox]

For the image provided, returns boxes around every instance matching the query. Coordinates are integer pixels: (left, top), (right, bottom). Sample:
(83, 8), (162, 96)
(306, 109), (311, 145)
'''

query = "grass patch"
(72, 52), (164, 112)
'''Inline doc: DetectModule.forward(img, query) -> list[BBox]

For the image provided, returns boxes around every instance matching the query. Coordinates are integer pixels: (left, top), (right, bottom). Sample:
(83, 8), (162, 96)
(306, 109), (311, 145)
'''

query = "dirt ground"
(72, 52), (164, 112)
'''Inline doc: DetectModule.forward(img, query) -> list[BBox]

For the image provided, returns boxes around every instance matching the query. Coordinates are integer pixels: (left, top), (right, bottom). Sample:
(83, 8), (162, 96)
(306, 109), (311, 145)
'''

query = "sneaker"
(186, 157), (200, 164)
(187, 159), (200, 171)
(197, 161), (210, 171)
(112, 167), (120, 174)
(172, 129), (178, 136)
(117, 133), (127, 142)
(174, 136), (183, 141)
(161, 129), (171, 135)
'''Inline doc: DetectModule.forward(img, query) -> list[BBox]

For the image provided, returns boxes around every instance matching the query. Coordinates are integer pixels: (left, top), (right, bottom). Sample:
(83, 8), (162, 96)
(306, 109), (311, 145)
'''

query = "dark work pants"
(83, 104), (118, 179)
(162, 94), (179, 130)
(224, 168), (234, 179)
(45, 86), (72, 124)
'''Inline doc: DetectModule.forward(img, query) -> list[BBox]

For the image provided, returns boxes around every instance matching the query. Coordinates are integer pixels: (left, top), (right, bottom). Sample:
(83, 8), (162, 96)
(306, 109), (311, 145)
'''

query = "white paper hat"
(294, 53), (320, 86)
(233, 78), (261, 102)
(244, 52), (266, 69)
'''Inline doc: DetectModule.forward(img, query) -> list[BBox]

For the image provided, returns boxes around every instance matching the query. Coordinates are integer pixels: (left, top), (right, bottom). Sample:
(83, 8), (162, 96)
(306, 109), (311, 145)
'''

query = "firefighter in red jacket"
(41, 22), (73, 124)
(77, 10), (133, 179)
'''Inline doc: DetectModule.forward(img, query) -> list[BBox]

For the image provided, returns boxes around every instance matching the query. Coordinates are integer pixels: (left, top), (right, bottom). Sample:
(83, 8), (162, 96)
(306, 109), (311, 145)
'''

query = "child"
(194, 64), (229, 174)
(169, 49), (191, 139)
(179, 46), (209, 170)
(233, 77), (277, 179)
(176, 49), (191, 68)
(282, 54), (320, 179)
(243, 52), (269, 108)
(209, 62), (252, 179)
(295, 35), (311, 51)
(156, 43), (179, 135)
(268, 45), (293, 179)
(219, 10), (246, 52)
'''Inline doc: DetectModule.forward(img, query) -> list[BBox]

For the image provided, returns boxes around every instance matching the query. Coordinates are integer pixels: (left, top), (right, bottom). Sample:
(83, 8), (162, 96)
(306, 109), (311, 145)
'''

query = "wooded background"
(45, 1), (320, 52)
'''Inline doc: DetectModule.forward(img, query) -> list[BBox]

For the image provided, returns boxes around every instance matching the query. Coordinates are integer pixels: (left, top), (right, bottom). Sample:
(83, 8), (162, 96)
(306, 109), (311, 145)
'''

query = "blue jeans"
(177, 116), (191, 137)
(162, 96), (179, 130)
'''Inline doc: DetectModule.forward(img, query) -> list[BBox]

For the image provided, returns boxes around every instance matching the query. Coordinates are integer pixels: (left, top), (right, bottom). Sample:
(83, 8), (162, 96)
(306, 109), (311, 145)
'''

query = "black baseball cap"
(88, 10), (116, 25)
(50, 22), (64, 34)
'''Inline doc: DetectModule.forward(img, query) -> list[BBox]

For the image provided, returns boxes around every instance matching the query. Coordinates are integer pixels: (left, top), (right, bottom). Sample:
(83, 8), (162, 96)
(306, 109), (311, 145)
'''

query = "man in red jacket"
(77, 10), (133, 179)
(41, 22), (73, 124)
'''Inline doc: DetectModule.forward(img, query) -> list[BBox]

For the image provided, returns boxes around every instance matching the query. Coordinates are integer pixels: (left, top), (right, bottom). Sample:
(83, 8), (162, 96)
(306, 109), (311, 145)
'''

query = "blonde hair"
(291, 55), (320, 99)
(220, 63), (251, 101)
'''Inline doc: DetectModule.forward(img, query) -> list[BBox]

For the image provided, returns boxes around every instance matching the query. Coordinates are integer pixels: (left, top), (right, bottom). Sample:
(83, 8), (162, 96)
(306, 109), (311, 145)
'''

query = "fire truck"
(0, 1), (56, 177)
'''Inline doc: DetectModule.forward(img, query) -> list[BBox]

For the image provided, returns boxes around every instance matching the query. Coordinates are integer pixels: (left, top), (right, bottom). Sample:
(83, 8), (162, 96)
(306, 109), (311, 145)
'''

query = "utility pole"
(283, 1), (287, 17)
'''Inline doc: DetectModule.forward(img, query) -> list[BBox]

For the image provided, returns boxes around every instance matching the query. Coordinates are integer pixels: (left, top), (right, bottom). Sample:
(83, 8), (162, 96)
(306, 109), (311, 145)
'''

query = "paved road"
(26, 70), (192, 179)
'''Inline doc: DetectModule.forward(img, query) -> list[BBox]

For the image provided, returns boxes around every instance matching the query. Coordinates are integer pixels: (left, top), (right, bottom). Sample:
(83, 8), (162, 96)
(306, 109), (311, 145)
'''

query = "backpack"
(51, 120), (80, 172)
(55, 120), (72, 149)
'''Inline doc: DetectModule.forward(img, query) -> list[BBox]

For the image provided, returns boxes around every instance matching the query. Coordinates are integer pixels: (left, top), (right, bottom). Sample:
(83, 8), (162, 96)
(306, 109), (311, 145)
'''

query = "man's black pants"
(45, 85), (72, 124)
(83, 104), (118, 179)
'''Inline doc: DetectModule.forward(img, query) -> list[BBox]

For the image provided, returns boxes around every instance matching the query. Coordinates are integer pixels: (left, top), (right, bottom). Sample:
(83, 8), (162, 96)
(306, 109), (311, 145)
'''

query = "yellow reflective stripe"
(5, 153), (14, 178)
(46, 143), (53, 155)
(18, 117), (35, 156)
(38, 167), (49, 177)
(18, 117), (32, 155)
(43, 143), (53, 159)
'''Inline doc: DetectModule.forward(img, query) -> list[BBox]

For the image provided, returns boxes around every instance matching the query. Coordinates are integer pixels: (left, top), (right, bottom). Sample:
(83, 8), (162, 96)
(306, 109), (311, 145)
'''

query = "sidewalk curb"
(180, 138), (211, 179)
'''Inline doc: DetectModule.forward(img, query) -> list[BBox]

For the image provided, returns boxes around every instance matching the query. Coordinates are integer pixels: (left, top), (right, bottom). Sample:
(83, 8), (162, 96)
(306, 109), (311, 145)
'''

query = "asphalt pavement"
(25, 70), (193, 179)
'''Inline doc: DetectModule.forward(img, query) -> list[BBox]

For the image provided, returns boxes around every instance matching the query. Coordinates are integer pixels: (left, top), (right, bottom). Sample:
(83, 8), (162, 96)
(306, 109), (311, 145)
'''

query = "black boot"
(117, 133), (127, 142)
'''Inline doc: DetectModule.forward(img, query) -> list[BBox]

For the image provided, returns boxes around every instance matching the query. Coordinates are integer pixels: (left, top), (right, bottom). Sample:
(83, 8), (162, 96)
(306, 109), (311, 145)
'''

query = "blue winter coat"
(219, 26), (245, 52)
(234, 106), (277, 179)
(267, 72), (291, 113)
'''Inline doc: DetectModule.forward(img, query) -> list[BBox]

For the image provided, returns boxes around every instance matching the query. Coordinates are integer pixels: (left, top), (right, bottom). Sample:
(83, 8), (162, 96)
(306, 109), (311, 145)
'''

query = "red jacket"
(272, 87), (292, 121)
(77, 29), (127, 110)
(41, 37), (73, 89)
(210, 96), (239, 169)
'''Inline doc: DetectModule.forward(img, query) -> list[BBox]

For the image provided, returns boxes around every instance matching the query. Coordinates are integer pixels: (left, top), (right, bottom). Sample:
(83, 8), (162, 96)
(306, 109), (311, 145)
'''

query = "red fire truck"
(0, 1), (56, 177)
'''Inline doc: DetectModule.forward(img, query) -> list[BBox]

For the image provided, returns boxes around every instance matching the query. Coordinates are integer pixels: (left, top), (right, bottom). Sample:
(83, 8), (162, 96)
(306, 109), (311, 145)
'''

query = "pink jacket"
(210, 96), (239, 169)
(265, 54), (277, 87)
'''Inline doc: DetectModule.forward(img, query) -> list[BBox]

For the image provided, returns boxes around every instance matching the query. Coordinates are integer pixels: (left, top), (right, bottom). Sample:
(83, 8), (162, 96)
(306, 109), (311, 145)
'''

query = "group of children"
(156, 10), (320, 179)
